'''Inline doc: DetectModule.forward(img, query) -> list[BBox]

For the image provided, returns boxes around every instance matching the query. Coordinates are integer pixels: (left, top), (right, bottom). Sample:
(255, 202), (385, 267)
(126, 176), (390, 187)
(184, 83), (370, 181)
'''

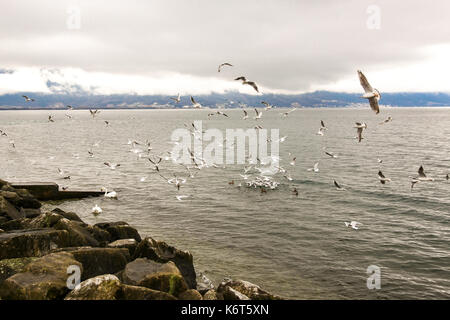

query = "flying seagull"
(307, 162), (320, 173)
(104, 162), (120, 170)
(280, 108), (296, 118)
(379, 116), (392, 125)
(358, 70), (381, 114)
(22, 95), (35, 102)
(325, 151), (338, 158)
(235, 76), (259, 93)
(378, 170), (391, 184)
(48, 115), (55, 122)
(354, 122), (367, 142)
(242, 109), (248, 120)
(190, 96), (202, 108)
(170, 93), (181, 103)
(345, 221), (362, 230)
(89, 109), (101, 118)
(218, 62), (233, 72)
(411, 165), (434, 189)
(261, 101), (273, 110)
(254, 108), (262, 120)
(334, 180), (346, 191)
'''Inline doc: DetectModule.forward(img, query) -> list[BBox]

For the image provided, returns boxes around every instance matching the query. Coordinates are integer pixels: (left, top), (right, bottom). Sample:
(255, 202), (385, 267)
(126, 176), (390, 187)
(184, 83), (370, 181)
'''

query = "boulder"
(116, 284), (177, 300)
(65, 274), (121, 300)
(0, 228), (70, 259)
(178, 289), (202, 300)
(29, 212), (64, 228)
(133, 237), (196, 289)
(0, 257), (38, 285)
(53, 218), (100, 247)
(0, 218), (31, 231)
(94, 221), (141, 242)
(0, 252), (82, 300)
(0, 179), (9, 188)
(122, 258), (188, 297)
(11, 189), (41, 209)
(217, 279), (282, 300)
(108, 238), (137, 256)
(203, 289), (221, 300)
(20, 208), (41, 219)
(51, 208), (84, 223)
(69, 247), (130, 280)
(0, 196), (24, 220)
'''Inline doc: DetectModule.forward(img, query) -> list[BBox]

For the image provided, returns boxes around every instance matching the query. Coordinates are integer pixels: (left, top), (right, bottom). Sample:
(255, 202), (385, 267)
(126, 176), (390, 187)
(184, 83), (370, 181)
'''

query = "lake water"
(1, 107), (449, 299)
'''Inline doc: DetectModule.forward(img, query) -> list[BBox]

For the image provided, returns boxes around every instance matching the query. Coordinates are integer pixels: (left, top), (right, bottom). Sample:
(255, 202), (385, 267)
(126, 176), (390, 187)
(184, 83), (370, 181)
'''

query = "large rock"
(116, 284), (177, 300)
(10, 189), (41, 209)
(203, 289), (222, 300)
(53, 218), (100, 247)
(0, 252), (82, 300)
(0, 196), (24, 220)
(108, 239), (137, 256)
(69, 247), (130, 280)
(178, 289), (203, 300)
(51, 208), (84, 223)
(133, 237), (196, 289)
(94, 221), (142, 242)
(197, 272), (214, 294)
(65, 274), (121, 300)
(0, 257), (38, 285)
(217, 279), (282, 300)
(0, 228), (70, 259)
(122, 258), (188, 297)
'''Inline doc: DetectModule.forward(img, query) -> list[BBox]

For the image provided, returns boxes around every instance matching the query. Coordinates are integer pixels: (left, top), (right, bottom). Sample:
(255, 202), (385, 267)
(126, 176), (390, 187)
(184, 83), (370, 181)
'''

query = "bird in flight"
(22, 95), (35, 102)
(104, 162), (120, 170)
(345, 221), (361, 230)
(358, 70), (381, 114)
(89, 109), (101, 118)
(190, 96), (202, 108)
(218, 62), (233, 72)
(235, 76), (259, 93)
(280, 108), (296, 118)
(261, 101), (273, 110)
(354, 122), (367, 142)
(307, 162), (320, 173)
(254, 108), (262, 120)
(48, 115), (55, 122)
(411, 165), (434, 189)
(378, 170), (391, 184)
(379, 116), (392, 125)
(170, 93), (181, 103)
(334, 180), (346, 191)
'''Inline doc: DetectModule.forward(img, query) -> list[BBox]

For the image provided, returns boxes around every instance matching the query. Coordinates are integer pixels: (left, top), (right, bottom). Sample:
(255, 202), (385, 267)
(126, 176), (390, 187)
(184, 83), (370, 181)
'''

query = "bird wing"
(321, 120), (325, 128)
(246, 81), (259, 92)
(235, 76), (246, 81)
(190, 96), (196, 104)
(334, 180), (341, 188)
(243, 110), (247, 116)
(369, 97), (380, 114)
(418, 166), (426, 178)
(378, 171), (385, 179)
(358, 70), (374, 93)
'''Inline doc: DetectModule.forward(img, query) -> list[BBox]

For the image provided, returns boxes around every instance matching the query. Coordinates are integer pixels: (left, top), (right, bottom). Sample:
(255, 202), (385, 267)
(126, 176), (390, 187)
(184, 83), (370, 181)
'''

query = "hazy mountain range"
(1, 91), (450, 109)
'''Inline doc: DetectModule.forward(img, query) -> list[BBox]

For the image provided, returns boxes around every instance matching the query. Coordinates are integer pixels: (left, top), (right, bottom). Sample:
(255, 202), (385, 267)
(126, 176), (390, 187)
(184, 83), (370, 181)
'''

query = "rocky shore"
(0, 179), (282, 300)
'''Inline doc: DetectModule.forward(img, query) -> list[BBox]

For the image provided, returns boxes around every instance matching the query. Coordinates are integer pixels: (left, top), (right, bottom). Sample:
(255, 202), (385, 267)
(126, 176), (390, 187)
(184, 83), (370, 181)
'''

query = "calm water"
(1, 107), (449, 299)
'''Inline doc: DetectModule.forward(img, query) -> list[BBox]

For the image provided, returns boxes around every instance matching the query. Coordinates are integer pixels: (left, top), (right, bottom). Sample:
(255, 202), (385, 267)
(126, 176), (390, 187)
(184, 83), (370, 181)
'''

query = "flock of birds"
(2, 64), (449, 229)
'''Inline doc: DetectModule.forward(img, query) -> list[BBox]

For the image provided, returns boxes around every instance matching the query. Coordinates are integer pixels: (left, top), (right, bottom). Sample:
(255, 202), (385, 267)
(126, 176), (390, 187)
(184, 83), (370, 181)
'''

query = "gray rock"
(94, 221), (142, 242)
(51, 208), (84, 223)
(53, 218), (100, 247)
(178, 289), (203, 300)
(0, 196), (24, 220)
(217, 279), (282, 300)
(203, 289), (222, 300)
(133, 237), (197, 289)
(0, 228), (71, 259)
(108, 238), (137, 255)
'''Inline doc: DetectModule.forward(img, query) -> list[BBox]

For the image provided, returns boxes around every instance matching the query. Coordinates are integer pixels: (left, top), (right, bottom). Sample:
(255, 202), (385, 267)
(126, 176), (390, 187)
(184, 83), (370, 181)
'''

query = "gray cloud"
(0, 0), (449, 92)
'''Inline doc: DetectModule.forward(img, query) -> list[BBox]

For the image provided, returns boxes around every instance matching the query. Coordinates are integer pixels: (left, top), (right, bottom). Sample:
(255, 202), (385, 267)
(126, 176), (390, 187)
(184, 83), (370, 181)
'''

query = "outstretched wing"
(418, 166), (426, 178)
(358, 70), (374, 93)
(369, 97), (380, 114)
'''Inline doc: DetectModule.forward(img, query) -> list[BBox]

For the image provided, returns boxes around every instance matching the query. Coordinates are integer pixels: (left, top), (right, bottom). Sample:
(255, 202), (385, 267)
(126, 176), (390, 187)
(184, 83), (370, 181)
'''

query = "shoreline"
(0, 178), (282, 300)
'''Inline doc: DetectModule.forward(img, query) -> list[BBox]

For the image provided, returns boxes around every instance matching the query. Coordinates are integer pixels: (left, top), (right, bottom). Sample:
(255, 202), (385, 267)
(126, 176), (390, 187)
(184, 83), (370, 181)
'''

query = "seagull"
(334, 180), (346, 191)
(411, 165), (434, 189)
(104, 162), (120, 170)
(261, 101), (273, 110)
(379, 116), (392, 125)
(65, 114), (72, 119)
(91, 204), (102, 215)
(101, 187), (118, 199)
(317, 127), (325, 136)
(242, 109), (248, 120)
(307, 162), (319, 173)
(176, 195), (190, 201)
(67, 105), (74, 110)
(170, 93), (181, 103)
(378, 170), (391, 184)
(0, 129), (7, 137)
(345, 221), (361, 230)
(89, 109), (101, 118)
(280, 108), (296, 118)
(354, 122), (367, 142)
(235, 76), (259, 93)
(292, 188), (299, 197)
(22, 95), (34, 102)
(190, 96), (202, 108)
(88, 150), (94, 158)
(325, 151), (338, 158)
(9, 140), (15, 148)
(254, 108), (262, 120)
(357, 70), (381, 114)
(148, 156), (162, 171)
(104, 121), (110, 127)
(218, 62), (233, 72)
(48, 115), (55, 122)
(290, 157), (296, 166)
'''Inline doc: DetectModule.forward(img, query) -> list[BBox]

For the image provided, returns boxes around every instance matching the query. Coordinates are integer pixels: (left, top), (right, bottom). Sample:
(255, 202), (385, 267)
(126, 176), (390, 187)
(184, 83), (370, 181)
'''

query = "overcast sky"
(0, 0), (449, 95)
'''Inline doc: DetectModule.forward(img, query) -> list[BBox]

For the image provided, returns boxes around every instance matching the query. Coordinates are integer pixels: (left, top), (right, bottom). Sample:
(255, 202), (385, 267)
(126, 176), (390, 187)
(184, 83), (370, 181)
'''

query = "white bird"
(65, 114), (72, 119)
(190, 96), (202, 108)
(235, 76), (259, 93)
(89, 109), (101, 118)
(22, 95), (35, 102)
(104, 162), (120, 170)
(254, 108), (262, 120)
(176, 195), (189, 201)
(308, 162), (320, 173)
(325, 151), (338, 158)
(261, 101), (273, 110)
(354, 122), (367, 143)
(91, 204), (102, 215)
(280, 108), (296, 118)
(101, 187), (118, 199)
(317, 120), (327, 136)
(218, 62), (233, 72)
(411, 165), (434, 189)
(170, 93), (181, 103)
(379, 116), (392, 125)
(242, 109), (248, 120)
(358, 70), (381, 114)
(378, 170), (391, 184)
(289, 157), (296, 166)
(345, 221), (362, 230)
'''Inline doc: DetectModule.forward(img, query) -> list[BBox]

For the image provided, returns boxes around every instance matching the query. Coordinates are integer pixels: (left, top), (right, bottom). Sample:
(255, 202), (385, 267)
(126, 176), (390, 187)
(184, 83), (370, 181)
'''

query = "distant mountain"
(1, 91), (449, 109)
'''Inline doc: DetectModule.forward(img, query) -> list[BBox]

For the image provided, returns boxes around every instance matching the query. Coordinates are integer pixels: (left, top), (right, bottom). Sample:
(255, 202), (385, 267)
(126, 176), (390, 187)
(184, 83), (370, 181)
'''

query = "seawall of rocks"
(0, 178), (282, 300)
